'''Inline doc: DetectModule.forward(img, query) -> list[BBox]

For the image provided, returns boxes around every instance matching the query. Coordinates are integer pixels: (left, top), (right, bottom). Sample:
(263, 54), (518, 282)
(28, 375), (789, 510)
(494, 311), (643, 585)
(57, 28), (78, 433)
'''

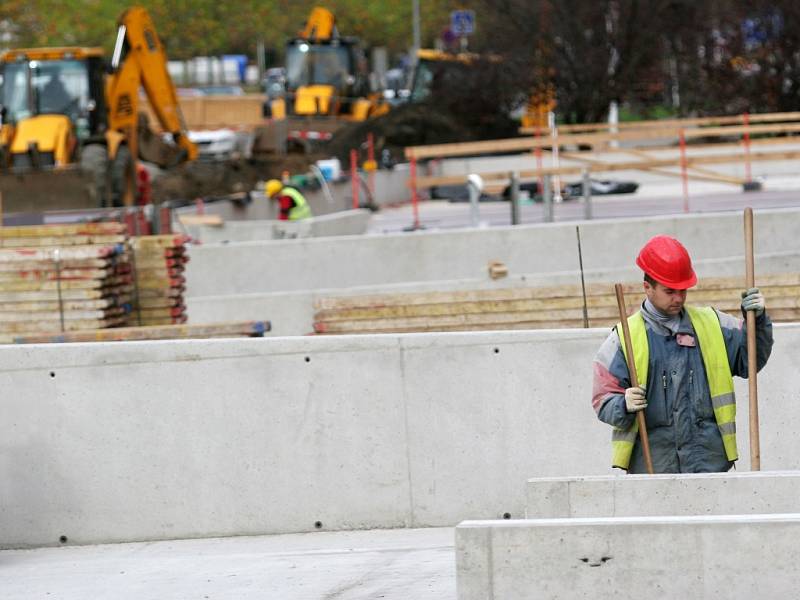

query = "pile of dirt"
(149, 155), (314, 203)
(325, 101), (521, 166)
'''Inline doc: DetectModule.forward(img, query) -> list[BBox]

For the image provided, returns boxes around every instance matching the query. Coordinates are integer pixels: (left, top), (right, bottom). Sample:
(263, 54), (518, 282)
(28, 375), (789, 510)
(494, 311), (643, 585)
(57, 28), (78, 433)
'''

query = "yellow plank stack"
(129, 235), (189, 326)
(0, 223), (133, 339)
(313, 273), (800, 334)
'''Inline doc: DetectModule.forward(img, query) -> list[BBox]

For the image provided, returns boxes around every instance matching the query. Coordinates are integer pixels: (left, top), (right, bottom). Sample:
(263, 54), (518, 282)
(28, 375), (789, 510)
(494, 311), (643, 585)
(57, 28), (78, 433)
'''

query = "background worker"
(591, 235), (773, 473)
(264, 179), (312, 221)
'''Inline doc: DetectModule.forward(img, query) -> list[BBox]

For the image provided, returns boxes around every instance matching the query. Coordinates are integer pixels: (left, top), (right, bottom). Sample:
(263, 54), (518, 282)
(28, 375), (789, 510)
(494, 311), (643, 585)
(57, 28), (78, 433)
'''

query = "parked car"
(564, 179), (639, 196)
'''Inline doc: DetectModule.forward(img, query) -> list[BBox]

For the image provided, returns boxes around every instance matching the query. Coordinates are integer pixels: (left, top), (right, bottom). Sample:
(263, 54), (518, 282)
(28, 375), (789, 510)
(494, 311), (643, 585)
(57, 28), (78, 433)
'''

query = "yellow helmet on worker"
(265, 179), (283, 198)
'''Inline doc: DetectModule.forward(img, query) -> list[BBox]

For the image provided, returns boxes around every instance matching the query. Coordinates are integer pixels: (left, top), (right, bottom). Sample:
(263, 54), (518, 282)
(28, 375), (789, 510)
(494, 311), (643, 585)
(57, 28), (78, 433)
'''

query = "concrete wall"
(185, 208), (800, 298)
(3, 324), (799, 548)
(186, 250), (800, 334)
(456, 515), (800, 600)
(526, 471), (800, 519)
(178, 210), (370, 243)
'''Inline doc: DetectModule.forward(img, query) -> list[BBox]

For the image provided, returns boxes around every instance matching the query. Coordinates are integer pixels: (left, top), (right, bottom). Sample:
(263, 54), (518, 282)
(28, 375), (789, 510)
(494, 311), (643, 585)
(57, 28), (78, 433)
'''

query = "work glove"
(741, 287), (765, 317)
(624, 386), (647, 413)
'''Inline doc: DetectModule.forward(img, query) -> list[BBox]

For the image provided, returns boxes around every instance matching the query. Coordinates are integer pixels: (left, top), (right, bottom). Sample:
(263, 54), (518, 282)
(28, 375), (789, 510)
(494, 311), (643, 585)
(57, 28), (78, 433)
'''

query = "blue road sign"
(450, 10), (475, 36)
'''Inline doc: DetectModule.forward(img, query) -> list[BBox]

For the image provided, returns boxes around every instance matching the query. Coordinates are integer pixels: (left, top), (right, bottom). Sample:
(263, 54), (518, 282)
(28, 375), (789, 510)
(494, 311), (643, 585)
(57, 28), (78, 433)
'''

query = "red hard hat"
(636, 235), (697, 289)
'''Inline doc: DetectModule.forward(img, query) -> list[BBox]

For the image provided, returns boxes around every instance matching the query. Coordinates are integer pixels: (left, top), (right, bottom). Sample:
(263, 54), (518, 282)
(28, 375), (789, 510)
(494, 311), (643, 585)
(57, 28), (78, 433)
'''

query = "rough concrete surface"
(186, 249), (800, 334)
(2, 325), (799, 548)
(0, 527), (456, 600)
(185, 207), (800, 297)
(179, 209), (370, 243)
(526, 471), (800, 518)
(456, 515), (800, 600)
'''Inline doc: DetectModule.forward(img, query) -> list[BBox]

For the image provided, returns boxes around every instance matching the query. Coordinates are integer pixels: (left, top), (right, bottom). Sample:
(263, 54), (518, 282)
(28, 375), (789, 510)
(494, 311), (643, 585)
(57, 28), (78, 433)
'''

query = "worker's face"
(644, 281), (687, 315)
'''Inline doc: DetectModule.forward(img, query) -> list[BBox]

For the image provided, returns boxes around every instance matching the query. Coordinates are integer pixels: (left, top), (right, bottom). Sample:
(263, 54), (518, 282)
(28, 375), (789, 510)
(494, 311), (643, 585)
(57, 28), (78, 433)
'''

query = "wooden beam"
(525, 111), (800, 134)
(3, 320), (271, 344)
(406, 122), (800, 160)
(615, 148), (745, 185)
(414, 148), (800, 189)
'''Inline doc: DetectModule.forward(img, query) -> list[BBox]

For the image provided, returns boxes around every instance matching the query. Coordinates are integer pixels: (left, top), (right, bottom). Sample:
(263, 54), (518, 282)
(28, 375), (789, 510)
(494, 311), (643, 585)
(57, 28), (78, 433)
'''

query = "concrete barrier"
(456, 515), (800, 600)
(526, 471), (800, 519)
(186, 250), (800, 333)
(178, 210), (370, 243)
(185, 208), (800, 297)
(2, 324), (799, 548)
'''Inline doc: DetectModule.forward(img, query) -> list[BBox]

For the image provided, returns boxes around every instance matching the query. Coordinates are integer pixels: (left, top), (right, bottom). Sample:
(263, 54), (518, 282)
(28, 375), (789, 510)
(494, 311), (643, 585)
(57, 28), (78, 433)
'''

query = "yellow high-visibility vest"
(612, 306), (737, 470)
(282, 187), (312, 220)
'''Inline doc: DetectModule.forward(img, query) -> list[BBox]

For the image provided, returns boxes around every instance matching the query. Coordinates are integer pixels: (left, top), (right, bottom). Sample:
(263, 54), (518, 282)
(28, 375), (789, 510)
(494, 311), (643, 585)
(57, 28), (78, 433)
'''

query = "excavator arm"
(106, 6), (197, 166)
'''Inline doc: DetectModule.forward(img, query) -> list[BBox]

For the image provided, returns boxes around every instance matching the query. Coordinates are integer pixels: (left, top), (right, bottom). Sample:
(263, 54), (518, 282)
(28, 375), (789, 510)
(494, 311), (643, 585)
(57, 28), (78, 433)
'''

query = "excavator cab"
(283, 6), (373, 119)
(0, 48), (107, 169)
(285, 38), (368, 115)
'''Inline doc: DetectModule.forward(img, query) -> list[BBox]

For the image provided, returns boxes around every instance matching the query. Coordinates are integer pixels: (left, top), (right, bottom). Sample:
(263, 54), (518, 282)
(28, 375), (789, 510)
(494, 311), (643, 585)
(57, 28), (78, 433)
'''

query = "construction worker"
(592, 235), (773, 473)
(264, 179), (312, 221)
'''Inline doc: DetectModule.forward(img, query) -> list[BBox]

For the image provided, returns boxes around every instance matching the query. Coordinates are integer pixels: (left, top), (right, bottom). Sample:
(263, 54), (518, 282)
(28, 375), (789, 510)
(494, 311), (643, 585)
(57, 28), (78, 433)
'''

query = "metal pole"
(469, 181), (480, 227)
(350, 149), (359, 209)
(548, 112), (562, 203)
(410, 156), (420, 230)
(576, 226), (589, 328)
(510, 171), (520, 225)
(412, 0), (421, 59)
(679, 128), (689, 213)
(543, 175), (554, 222)
(54, 249), (65, 333)
(582, 168), (593, 220)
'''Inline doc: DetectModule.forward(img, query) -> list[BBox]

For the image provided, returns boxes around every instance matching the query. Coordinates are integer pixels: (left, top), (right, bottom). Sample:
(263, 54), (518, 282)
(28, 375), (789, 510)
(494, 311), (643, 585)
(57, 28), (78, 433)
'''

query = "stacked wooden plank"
(0, 223), (132, 337)
(129, 235), (189, 326)
(313, 273), (800, 334)
(8, 320), (270, 344)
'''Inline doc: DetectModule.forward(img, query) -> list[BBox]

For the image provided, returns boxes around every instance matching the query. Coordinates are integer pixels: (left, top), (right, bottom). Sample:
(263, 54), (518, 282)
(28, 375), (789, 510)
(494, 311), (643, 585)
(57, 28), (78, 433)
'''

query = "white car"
(188, 129), (248, 161)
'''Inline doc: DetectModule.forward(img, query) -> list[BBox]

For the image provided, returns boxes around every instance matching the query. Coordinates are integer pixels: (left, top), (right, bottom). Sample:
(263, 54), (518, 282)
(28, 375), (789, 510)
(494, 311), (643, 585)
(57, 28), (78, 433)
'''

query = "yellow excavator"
(261, 6), (389, 151)
(0, 6), (197, 212)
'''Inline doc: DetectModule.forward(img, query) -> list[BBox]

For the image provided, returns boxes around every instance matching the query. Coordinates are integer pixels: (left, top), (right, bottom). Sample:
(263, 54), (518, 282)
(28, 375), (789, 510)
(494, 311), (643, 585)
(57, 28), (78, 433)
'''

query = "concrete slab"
(0, 527), (456, 600)
(186, 250), (800, 334)
(185, 208), (800, 297)
(526, 471), (800, 518)
(456, 515), (800, 600)
(179, 209), (370, 243)
(2, 325), (798, 548)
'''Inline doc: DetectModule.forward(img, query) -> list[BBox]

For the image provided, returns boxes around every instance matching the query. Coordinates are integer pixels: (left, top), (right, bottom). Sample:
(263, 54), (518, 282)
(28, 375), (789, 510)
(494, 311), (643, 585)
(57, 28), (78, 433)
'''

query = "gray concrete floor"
(0, 527), (455, 600)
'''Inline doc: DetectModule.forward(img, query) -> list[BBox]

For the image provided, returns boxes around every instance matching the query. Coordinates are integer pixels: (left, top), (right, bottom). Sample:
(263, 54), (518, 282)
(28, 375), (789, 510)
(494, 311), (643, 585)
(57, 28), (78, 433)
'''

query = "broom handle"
(615, 283), (654, 474)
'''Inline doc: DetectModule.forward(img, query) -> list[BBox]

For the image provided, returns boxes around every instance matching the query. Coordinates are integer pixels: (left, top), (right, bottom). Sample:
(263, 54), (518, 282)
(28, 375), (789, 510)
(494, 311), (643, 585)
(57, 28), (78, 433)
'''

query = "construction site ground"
(0, 527), (456, 600)
(368, 186), (800, 233)
(4, 129), (800, 599)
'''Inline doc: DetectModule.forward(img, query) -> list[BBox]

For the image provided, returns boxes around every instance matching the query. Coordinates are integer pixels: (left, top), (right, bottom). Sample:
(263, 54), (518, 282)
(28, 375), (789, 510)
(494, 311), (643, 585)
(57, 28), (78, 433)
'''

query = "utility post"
(412, 0), (421, 62)
(509, 171), (521, 225)
(582, 169), (593, 220)
(543, 175), (554, 223)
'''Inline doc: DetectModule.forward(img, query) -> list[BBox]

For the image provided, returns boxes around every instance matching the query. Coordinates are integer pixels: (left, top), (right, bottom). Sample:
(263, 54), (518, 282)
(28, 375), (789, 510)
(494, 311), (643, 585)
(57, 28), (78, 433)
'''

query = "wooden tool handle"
(614, 283), (654, 474)
(744, 207), (760, 470)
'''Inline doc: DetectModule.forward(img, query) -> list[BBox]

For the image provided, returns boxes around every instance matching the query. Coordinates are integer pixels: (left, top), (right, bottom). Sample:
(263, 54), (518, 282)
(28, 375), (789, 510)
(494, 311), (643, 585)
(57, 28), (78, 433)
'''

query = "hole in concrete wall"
(59, 535), (68, 543)
(493, 348), (500, 354)
(49, 371), (56, 378)
(502, 512), (511, 519)
(305, 356), (311, 363)
(314, 521), (323, 529)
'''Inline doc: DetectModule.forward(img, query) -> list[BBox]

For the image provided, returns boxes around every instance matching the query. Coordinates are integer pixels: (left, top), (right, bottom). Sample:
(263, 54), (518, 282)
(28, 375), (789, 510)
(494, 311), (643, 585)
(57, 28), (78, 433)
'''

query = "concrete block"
(527, 471), (800, 519)
(456, 515), (800, 600)
(0, 337), (413, 548)
(185, 208), (800, 298)
(179, 210), (370, 243)
(2, 324), (799, 548)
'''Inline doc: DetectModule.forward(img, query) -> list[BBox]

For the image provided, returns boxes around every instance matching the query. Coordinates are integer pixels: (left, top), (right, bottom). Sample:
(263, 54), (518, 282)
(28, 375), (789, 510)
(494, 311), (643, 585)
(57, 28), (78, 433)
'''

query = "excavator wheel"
(79, 143), (110, 208)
